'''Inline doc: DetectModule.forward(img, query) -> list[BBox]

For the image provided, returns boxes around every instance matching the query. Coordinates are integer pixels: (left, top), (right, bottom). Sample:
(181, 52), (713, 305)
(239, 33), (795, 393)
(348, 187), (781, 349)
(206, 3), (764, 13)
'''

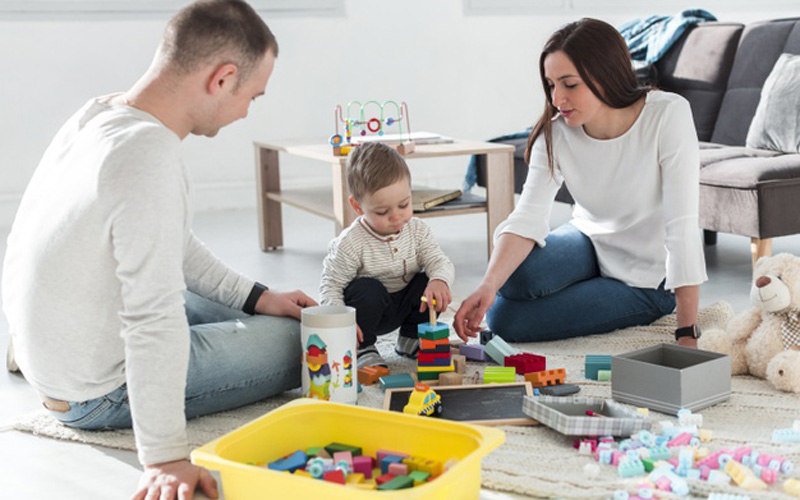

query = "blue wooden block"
(585, 355), (612, 380)
(268, 449), (307, 472)
(484, 336), (518, 365)
(379, 373), (416, 391)
(459, 343), (487, 361)
(417, 322), (449, 340)
(381, 454), (405, 474)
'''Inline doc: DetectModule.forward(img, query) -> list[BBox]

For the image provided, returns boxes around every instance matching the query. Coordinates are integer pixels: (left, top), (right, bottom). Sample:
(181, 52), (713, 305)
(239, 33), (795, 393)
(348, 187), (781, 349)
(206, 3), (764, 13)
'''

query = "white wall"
(0, 1), (796, 227)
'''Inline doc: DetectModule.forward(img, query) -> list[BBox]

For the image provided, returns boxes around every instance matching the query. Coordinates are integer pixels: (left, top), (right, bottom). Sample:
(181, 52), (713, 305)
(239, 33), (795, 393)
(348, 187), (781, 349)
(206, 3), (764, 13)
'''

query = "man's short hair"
(346, 143), (411, 201)
(160, 0), (278, 84)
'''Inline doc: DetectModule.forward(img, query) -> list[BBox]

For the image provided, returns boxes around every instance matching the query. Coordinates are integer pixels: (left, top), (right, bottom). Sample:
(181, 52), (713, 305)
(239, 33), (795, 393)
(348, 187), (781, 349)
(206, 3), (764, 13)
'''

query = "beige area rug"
(11, 301), (800, 499)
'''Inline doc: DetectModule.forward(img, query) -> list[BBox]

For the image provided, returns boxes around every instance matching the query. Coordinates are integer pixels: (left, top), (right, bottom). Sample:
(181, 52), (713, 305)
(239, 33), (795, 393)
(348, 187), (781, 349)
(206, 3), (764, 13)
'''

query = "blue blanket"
(619, 9), (717, 63)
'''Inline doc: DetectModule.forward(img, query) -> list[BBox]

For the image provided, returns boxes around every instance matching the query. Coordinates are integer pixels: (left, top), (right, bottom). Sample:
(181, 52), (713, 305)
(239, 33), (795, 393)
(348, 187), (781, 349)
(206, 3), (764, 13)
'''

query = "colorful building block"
(505, 352), (546, 374)
(773, 428), (800, 443)
(323, 469), (346, 484)
(725, 460), (767, 490)
(387, 462), (409, 476)
(452, 354), (466, 374)
(597, 369), (612, 381)
(376, 450), (409, 463)
(459, 343), (487, 361)
(524, 368), (566, 387)
(420, 338), (450, 352)
(484, 366), (516, 384)
(438, 372), (463, 385)
(352, 455), (374, 479)
(379, 373), (416, 391)
(484, 336), (518, 365)
(417, 322), (449, 340)
(268, 450), (307, 473)
(539, 383), (580, 396)
(375, 473), (396, 486)
(585, 354), (612, 380)
(377, 475), (414, 490)
(480, 328), (495, 345)
(381, 455), (406, 474)
(408, 470), (430, 485)
(324, 442), (362, 457)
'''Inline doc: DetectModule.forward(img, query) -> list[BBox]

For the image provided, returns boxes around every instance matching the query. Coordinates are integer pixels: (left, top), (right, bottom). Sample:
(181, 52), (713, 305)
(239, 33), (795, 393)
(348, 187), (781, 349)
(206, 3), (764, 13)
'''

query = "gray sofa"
(473, 18), (800, 269)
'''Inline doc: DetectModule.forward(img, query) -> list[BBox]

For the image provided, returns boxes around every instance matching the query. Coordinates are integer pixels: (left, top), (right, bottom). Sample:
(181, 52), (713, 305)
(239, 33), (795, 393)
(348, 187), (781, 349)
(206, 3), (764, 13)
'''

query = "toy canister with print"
(301, 305), (358, 404)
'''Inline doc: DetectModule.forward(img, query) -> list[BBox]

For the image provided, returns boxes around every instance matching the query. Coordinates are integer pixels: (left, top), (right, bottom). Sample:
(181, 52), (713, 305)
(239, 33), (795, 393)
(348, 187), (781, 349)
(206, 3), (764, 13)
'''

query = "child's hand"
(420, 279), (452, 314)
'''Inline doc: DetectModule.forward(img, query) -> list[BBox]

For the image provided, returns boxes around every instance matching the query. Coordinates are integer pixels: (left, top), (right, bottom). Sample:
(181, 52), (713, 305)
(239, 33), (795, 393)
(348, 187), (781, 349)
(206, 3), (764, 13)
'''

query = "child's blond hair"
(346, 142), (411, 201)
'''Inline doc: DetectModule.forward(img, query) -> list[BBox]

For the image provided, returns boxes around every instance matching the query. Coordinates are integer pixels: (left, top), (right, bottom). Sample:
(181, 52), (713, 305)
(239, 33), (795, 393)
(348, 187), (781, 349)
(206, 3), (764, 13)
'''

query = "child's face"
(352, 178), (413, 236)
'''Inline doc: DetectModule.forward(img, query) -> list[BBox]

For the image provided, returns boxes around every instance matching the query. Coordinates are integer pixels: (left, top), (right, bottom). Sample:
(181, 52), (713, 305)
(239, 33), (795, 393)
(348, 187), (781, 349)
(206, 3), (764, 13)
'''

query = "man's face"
(199, 50), (275, 137)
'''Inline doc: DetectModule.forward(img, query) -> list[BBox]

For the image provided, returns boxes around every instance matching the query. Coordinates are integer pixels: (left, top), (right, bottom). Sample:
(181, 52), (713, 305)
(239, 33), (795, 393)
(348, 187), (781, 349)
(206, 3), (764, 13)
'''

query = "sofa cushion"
(655, 22), (743, 141)
(699, 144), (800, 188)
(746, 53), (800, 153)
(711, 18), (800, 146)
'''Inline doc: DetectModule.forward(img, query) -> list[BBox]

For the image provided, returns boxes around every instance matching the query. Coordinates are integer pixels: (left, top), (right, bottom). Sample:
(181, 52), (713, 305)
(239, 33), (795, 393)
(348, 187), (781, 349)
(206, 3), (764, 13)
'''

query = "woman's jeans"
(48, 292), (301, 430)
(487, 224), (676, 342)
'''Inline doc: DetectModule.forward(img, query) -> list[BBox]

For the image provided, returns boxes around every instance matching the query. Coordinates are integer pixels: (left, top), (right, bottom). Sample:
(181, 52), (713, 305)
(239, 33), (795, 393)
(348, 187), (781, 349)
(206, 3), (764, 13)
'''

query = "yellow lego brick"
(417, 362), (455, 373)
(784, 478), (800, 497)
(636, 407), (650, 418)
(725, 460), (767, 490)
(699, 429), (713, 442)
(694, 447), (710, 461)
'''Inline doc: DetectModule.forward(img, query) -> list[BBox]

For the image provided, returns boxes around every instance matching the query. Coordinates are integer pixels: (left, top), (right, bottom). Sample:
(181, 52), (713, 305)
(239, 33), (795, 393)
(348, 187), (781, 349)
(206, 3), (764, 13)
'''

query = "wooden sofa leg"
(703, 230), (717, 246)
(750, 237), (772, 270)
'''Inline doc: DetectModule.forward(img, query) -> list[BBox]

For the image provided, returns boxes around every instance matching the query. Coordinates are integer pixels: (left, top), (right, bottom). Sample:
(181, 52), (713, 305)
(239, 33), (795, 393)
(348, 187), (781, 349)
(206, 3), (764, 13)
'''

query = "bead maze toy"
(330, 100), (415, 156)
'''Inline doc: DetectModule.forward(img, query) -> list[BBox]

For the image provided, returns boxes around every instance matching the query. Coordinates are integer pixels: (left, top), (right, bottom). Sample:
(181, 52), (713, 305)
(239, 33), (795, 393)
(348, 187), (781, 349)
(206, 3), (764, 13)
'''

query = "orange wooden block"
(373, 366), (390, 377)
(420, 338), (449, 350)
(358, 367), (379, 385)
(524, 368), (566, 387)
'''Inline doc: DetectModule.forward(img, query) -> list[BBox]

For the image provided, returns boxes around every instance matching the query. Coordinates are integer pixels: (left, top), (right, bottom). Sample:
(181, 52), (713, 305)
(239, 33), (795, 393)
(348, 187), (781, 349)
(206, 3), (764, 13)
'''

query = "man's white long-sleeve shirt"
(495, 91), (707, 290)
(2, 98), (256, 465)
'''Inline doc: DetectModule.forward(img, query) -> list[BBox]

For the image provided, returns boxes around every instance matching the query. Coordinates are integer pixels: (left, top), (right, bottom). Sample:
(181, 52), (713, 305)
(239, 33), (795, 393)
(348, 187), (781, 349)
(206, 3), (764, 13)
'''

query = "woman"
(454, 18), (706, 346)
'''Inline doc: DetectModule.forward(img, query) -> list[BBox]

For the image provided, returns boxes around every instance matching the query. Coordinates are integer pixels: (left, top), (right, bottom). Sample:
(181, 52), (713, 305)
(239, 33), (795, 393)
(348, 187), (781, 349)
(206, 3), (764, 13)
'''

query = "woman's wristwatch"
(674, 324), (701, 341)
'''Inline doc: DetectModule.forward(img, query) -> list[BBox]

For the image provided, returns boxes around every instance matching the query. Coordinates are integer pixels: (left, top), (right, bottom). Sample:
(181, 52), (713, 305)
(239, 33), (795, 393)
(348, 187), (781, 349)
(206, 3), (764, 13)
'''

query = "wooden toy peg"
(420, 296), (437, 326)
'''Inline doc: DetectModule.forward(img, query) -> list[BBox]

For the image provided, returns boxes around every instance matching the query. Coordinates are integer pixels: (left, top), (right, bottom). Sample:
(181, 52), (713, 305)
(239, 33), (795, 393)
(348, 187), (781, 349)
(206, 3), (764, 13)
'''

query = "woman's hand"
(254, 290), (318, 320)
(453, 283), (497, 342)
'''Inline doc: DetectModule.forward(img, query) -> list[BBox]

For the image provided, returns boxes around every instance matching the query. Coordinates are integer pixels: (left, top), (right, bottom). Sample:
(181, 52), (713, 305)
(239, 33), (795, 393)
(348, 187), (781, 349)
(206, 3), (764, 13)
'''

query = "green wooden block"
(408, 470), (430, 484)
(418, 322), (449, 340)
(597, 370), (612, 381)
(323, 442), (362, 457)
(416, 371), (441, 381)
(484, 366), (516, 384)
(379, 373), (416, 391)
(306, 446), (324, 457)
(377, 475), (414, 490)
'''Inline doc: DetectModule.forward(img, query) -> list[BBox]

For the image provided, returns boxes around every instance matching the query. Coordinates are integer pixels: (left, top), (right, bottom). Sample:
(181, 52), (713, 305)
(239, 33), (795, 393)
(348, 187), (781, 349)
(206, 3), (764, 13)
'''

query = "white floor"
(0, 200), (793, 499)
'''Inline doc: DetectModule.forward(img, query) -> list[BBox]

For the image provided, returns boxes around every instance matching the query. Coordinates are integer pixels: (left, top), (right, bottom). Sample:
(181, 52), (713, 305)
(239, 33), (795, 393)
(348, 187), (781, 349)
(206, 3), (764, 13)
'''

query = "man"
(1, 1), (315, 498)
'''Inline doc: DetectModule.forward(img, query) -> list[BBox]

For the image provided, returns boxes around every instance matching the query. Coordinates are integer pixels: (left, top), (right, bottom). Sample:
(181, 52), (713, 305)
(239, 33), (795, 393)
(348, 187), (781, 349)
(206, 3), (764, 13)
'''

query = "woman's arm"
(675, 284), (700, 347)
(452, 233), (535, 340)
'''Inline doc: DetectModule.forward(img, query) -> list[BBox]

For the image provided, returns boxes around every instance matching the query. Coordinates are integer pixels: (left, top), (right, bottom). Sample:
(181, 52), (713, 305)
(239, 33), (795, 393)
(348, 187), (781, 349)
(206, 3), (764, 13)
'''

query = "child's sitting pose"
(320, 142), (455, 369)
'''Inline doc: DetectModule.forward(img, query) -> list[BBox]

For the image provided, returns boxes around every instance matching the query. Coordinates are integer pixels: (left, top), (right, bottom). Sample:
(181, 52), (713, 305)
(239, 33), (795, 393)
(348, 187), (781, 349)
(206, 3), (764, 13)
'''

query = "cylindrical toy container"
(300, 305), (357, 404)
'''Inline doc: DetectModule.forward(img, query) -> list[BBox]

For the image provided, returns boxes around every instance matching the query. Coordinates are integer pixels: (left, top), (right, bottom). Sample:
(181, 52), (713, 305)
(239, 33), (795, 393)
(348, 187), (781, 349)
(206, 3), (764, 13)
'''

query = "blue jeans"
(486, 224), (676, 342)
(47, 292), (302, 430)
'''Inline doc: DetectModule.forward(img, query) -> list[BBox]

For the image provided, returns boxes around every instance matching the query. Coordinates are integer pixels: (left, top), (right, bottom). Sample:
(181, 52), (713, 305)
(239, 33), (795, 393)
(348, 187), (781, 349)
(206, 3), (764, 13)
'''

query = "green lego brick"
(642, 458), (655, 472)
(379, 373), (416, 391)
(417, 322), (450, 340)
(377, 475), (414, 490)
(323, 442), (362, 457)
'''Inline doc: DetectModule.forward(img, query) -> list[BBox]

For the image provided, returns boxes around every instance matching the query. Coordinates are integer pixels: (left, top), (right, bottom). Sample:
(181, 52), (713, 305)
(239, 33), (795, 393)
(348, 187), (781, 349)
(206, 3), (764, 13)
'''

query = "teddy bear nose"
(756, 276), (772, 288)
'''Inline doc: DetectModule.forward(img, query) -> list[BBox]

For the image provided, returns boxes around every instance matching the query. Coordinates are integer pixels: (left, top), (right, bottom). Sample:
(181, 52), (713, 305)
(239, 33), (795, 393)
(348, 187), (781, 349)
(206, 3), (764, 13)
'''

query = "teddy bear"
(699, 253), (800, 393)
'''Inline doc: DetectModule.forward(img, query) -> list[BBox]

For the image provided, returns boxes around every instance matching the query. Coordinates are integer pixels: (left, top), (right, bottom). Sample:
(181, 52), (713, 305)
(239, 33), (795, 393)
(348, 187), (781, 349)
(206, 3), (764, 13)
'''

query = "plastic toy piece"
(352, 455), (374, 479)
(524, 368), (566, 387)
(408, 470), (430, 485)
(597, 369), (612, 381)
(268, 449), (307, 473)
(375, 473), (396, 486)
(785, 478), (800, 497)
(585, 354), (612, 380)
(387, 462), (409, 476)
(505, 352), (546, 374)
(649, 465), (689, 496)
(539, 383), (580, 396)
(421, 338), (450, 352)
(724, 460), (767, 490)
(403, 384), (443, 416)
(459, 343), (488, 361)
(618, 456), (646, 478)
(699, 429), (713, 442)
(677, 408), (703, 427)
(773, 428), (800, 443)
(483, 336), (519, 365)
(379, 373), (416, 391)
(480, 328), (495, 345)
(483, 366), (516, 384)
(323, 469), (346, 484)
(636, 407), (650, 418)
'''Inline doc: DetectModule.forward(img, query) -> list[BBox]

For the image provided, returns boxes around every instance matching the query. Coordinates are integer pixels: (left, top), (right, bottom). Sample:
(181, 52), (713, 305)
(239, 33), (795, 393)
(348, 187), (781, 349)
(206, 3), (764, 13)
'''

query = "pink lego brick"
(611, 451), (624, 466)
(655, 477), (671, 491)
(504, 352), (546, 374)
(388, 463), (409, 476)
(761, 467), (777, 484)
(733, 447), (752, 463)
(700, 466), (711, 480)
(333, 451), (353, 469)
(667, 432), (693, 447)
(697, 449), (731, 469)
(668, 458), (679, 468)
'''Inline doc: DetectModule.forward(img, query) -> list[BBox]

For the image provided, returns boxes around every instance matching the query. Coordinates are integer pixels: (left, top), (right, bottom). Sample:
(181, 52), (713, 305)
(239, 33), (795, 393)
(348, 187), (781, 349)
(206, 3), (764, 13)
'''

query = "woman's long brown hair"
(525, 18), (650, 174)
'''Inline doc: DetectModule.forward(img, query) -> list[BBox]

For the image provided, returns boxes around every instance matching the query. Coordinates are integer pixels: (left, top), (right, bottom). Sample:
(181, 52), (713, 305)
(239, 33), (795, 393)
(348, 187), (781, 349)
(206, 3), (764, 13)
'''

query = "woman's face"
(543, 50), (605, 128)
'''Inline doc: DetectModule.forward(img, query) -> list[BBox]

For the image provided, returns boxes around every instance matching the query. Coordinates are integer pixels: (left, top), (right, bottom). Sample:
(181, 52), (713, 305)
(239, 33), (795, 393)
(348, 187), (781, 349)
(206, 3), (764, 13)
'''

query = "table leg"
(255, 145), (283, 251)
(485, 150), (515, 256)
(332, 162), (358, 234)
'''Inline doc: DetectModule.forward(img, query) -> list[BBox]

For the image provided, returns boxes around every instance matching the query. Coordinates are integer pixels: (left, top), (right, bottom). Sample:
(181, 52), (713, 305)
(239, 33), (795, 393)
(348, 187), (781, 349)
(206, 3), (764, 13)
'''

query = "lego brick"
(459, 343), (487, 361)
(377, 475), (414, 490)
(524, 368), (566, 387)
(484, 336), (518, 365)
(538, 383), (580, 396)
(612, 344), (731, 415)
(352, 455), (374, 479)
(505, 352), (546, 374)
(480, 328), (495, 345)
(323, 442), (362, 457)
(387, 462), (408, 476)
(438, 372), (463, 386)
(379, 373), (416, 391)
(585, 355), (612, 380)
(417, 322), (449, 340)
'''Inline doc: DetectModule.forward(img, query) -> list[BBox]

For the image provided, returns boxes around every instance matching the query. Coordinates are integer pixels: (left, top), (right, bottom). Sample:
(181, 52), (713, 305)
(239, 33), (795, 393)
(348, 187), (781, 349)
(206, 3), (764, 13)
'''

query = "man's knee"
(344, 278), (389, 308)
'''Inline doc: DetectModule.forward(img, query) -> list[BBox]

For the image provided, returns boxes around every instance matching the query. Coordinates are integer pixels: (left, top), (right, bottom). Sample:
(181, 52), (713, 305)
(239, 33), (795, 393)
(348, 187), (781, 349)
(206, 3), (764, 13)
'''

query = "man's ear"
(349, 196), (364, 215)
(207, 63), (239, 95)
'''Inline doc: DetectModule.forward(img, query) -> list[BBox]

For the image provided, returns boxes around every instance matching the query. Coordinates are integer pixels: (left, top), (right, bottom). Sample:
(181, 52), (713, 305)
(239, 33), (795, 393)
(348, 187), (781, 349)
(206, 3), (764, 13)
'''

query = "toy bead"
(329, 134), (343, 146)
(367, 118), (381, 133)
(386, 117), (395, 125)
(360, 130), (366, 136)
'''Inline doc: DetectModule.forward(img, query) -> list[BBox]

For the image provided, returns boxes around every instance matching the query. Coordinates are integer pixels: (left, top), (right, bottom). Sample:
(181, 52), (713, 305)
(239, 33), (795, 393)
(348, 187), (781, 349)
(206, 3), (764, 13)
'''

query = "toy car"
(403, 383), (442, 417)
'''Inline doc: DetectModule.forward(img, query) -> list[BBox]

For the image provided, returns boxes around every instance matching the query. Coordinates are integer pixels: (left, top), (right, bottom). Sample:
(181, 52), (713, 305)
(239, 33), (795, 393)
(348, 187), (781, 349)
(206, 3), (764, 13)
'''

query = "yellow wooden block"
(417, 362), (455, 373)
(293, 469), (312, 478)
(346, 472), (365, 484)
(351, 479), (377, 490)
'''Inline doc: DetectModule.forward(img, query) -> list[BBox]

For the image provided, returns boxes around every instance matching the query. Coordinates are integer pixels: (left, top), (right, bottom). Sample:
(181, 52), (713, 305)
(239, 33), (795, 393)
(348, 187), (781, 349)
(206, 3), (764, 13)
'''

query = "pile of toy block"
(264, 441), (452, 491)
(416, 321), (454, 382)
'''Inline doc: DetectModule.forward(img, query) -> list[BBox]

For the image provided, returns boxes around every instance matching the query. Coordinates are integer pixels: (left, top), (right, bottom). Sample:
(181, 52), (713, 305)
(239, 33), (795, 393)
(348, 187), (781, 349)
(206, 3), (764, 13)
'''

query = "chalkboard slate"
(382, 383), (537, 426)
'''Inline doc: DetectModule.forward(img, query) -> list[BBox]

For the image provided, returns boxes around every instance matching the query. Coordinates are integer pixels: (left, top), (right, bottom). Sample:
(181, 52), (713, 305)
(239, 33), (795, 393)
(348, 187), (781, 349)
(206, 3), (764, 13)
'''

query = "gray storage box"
(611, 343), (731, 415)
(522, 395), (651, 436)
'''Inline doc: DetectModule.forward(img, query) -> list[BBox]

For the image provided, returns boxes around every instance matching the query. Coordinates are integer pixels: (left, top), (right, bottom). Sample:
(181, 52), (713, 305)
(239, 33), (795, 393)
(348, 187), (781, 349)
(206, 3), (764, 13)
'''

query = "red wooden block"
(417, 352), (451, 363)
(504, 353), (546, 374)
(323, 470), (346, 484)
(375, 473), (396, 485)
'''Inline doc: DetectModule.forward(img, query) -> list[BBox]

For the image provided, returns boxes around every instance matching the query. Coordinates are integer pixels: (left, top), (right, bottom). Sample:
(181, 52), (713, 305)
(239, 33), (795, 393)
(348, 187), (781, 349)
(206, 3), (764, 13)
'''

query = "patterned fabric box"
(522, 395), (651, 437)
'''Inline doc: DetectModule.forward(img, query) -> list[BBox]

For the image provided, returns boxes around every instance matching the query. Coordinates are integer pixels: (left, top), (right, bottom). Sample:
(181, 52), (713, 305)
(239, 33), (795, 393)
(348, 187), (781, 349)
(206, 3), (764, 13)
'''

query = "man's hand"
(420, 279), (452, 314)
(453, 283), (497, 342)
(254, 290), (317, 320)
(132, 460), (217, 500)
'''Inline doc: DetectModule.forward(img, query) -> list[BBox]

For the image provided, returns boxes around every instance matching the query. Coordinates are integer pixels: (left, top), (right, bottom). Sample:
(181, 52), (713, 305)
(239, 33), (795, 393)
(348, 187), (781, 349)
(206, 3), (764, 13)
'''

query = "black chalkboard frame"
(382, 382), (538, 426)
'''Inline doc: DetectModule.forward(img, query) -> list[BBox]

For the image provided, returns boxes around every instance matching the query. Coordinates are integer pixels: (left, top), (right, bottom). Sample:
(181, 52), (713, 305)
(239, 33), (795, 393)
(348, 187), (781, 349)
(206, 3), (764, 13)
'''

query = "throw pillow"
(745, 53), (800, 154)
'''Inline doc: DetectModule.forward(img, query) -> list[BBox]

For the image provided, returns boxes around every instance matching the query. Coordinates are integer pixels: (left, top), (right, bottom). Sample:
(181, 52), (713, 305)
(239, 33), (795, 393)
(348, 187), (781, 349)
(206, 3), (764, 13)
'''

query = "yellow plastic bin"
(191, 398), (504, 500)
